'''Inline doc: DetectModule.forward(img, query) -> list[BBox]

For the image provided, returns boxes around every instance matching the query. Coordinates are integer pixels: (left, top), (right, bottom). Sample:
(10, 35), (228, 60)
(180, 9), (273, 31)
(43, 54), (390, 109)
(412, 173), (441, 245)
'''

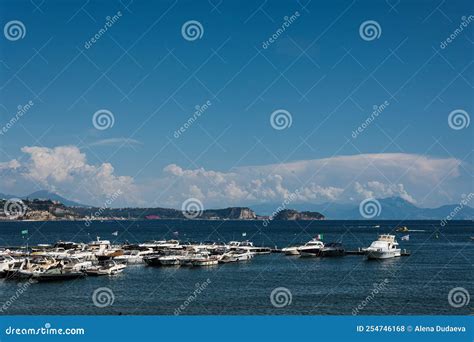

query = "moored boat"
(297, 238), (325, 257)
(364, 234), (401, 260)
(320, 242), (345, 257)
(85, 260), (126, 276)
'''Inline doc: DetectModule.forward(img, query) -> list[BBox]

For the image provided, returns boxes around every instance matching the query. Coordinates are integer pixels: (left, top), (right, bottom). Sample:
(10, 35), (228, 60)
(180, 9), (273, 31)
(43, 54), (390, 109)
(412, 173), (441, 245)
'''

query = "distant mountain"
(22, 190), (88, 207)
(251, 197), (474, 220)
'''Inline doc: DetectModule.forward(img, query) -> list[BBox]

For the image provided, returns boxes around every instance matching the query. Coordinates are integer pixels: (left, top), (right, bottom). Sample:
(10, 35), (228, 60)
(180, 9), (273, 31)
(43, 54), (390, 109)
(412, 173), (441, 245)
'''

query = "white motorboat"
(158, 255), (181, 266)
(364, 234), (401, 260)
(32, 267), (85, 281)
(191, 255), (220, 267)
(228, 241), (271, 254)
(297, 238), (325, 257)
(0, 255), (16, 273)
(85, 260), (126, 276)
(281, 245), (301, 256)
(87, 237), (123, 259)
(61, 257), (92, 272)
(114, 249), (154, 264)
(219, 249), (254, 263)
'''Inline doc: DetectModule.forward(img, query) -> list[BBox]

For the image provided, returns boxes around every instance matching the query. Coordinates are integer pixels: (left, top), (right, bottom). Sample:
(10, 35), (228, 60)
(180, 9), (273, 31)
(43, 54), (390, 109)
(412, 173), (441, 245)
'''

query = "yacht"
(364, 234), (401, 259)
(85, 260), (126, 276)
(320, 242), (345, 257)
(297, 238), (325, 257)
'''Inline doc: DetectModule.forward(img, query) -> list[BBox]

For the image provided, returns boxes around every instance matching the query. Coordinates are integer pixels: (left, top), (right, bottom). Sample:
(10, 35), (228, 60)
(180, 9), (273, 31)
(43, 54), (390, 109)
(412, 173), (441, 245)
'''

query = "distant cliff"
(273, 209), (325, 221)
(70, 206), (257, 220)
(201, 207), (256, 220)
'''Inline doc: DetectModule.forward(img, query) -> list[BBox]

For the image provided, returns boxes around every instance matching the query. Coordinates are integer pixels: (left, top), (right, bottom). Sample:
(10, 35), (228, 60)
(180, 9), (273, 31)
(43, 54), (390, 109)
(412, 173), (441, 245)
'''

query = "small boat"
(228, 241), (271, 254)
(320, 242), (345, 257)
(191, 255), (220, 267)
(114, 249), (153, 264)
(158, 255), (181, 266)
(281, 245), (301, 256)
(396, 226), (409, 232)
(143, 254), (162, 266)
(60, 257), (92, 272)
(32, 267), (85, 281)
(85, 260), (126, 276)
(0, 255), (17, 277)
(364, 234), (401, 260)
(297, 238), (325, 257)
(219, 249), (254, 263)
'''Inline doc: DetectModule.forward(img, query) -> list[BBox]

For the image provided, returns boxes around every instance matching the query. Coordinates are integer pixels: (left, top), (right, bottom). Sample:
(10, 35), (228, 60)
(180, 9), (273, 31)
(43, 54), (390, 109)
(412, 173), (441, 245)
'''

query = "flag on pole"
(111, 231), (118, 236)
(401, 234), (409, 241)
(21, 230), (28, 235)
(316, 234), (323, 240)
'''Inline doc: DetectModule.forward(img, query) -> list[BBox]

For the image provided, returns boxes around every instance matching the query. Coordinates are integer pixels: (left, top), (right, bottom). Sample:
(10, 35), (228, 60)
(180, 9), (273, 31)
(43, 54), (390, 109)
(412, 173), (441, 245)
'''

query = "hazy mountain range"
(0, 191), (473, 220)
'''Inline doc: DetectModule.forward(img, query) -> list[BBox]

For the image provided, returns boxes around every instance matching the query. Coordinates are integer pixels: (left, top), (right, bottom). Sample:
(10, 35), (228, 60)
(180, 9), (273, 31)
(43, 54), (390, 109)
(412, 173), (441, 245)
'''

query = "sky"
(0, 0), (473, 209)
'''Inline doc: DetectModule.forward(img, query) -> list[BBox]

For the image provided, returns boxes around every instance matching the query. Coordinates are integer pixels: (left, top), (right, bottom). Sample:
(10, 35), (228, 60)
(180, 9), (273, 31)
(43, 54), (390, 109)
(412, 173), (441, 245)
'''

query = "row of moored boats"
(0, 238), (271, 281)
(282, 234), (403, 259)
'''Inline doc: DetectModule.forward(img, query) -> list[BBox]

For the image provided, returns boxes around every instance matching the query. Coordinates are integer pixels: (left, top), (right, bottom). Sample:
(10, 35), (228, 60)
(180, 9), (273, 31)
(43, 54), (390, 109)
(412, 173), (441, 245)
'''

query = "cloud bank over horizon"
(0, 145), (468, 209)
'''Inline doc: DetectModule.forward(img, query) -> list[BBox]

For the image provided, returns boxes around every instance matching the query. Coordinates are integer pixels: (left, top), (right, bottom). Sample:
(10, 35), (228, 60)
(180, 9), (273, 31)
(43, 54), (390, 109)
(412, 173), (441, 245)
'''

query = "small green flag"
(21, 230), (28, 235)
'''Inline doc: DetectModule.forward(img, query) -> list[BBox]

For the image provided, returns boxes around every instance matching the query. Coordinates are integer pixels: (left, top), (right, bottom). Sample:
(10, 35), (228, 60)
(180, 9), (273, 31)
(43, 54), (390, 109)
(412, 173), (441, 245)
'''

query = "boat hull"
(366, 250), (401, 259)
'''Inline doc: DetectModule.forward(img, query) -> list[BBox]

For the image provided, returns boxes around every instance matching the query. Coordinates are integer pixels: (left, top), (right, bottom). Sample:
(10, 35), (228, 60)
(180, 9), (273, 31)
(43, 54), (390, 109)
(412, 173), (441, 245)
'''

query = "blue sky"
(0, 0), (473, 208)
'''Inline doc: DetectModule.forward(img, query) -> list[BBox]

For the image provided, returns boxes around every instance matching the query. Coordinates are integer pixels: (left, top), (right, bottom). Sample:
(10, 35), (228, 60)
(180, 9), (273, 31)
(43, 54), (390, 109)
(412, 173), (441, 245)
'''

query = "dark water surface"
(0, 220), (472, 315)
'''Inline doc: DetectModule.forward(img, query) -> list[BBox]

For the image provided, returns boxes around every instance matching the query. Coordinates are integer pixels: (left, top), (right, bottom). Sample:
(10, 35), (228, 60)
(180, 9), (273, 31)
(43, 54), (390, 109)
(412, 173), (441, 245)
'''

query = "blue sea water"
(0, 220), (472, 315)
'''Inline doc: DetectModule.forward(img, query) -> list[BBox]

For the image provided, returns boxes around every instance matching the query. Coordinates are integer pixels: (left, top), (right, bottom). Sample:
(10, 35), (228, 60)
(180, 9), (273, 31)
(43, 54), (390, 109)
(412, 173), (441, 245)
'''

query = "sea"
(0, 220), (472, 315)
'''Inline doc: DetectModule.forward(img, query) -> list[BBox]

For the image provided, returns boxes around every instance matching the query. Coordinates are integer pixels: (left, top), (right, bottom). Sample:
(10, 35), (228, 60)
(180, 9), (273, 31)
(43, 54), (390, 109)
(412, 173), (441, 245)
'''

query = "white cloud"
(0, 148), (468, 208)
(156, 153), (464, 208)
(1, 146), (137, 206)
